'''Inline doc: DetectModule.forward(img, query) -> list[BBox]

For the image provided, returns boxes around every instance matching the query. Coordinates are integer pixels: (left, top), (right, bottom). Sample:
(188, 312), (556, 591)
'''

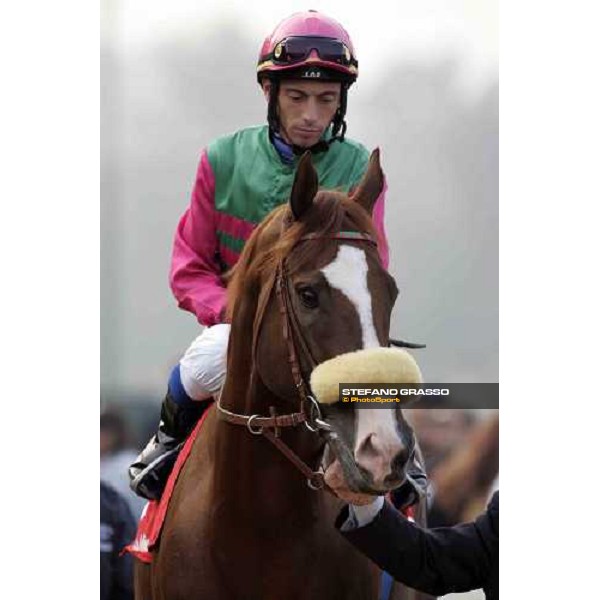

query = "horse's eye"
(297, 286), (319, 309)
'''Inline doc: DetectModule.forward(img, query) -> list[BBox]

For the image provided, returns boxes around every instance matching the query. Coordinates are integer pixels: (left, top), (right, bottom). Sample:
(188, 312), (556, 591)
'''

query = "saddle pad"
(123, 404), (214, 563)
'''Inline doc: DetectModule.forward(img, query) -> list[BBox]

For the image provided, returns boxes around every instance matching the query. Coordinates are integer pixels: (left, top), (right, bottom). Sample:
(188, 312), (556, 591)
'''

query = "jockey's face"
(263, 79), (341, 148)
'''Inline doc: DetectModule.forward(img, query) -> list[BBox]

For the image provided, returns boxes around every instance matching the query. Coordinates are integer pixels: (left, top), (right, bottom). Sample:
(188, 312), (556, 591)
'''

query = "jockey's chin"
(279, 125), (325, 149)
(288, 127), (324, 148)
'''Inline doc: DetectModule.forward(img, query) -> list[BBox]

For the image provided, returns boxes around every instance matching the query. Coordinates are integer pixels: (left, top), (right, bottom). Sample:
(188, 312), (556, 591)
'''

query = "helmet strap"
(329, 83), (349, 143)
(267, 77), (281, 134)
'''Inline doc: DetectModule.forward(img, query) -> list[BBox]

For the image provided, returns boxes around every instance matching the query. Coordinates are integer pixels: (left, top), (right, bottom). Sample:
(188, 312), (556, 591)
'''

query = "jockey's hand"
(324, 460), (380, 507)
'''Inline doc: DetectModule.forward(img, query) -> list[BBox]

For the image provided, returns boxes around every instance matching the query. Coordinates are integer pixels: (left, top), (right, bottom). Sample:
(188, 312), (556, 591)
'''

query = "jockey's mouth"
(292, 127), (323, 140)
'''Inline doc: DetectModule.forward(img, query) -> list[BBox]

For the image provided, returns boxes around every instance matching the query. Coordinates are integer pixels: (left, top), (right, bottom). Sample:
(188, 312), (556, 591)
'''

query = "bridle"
(217, 229), (378, 491)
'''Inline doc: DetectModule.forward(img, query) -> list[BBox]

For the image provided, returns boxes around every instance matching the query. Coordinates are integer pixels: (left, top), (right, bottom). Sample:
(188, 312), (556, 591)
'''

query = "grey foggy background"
(101, 6), (498, 401)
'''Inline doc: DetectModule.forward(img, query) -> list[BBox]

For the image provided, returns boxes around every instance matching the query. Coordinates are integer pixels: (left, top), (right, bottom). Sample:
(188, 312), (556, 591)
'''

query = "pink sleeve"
(169, 150), (227, 326)
(372, 176), (390, 270)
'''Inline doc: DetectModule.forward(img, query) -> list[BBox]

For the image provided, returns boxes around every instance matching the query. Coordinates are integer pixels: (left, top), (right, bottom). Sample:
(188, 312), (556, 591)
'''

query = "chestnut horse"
(135, 151), (427, 600)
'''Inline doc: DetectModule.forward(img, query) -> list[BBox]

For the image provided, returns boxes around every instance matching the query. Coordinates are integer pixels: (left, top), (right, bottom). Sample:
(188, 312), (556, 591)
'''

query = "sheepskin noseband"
(309, 347), (422, 404)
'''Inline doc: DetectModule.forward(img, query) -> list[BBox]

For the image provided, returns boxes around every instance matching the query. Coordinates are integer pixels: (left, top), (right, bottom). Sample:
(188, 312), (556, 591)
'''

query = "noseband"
(217, 230), (378, 490)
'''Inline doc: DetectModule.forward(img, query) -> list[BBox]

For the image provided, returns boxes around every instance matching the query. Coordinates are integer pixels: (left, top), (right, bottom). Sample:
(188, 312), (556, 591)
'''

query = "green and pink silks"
(170, 125), (389, 326)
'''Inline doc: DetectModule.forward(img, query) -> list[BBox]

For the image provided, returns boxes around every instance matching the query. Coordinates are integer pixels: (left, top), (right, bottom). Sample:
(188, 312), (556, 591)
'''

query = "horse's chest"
(207, 527), (377, 600)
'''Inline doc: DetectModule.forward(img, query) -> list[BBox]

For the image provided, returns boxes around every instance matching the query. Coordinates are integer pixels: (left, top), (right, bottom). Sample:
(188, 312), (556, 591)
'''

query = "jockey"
(129, 10), (426, 507)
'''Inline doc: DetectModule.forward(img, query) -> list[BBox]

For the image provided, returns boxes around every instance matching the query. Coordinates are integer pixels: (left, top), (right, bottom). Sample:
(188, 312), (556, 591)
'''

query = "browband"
(297, 231), (377, 245)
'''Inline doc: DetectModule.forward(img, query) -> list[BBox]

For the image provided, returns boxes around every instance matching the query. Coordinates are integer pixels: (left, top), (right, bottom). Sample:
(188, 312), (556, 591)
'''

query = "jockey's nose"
(302, 98), (319, 126)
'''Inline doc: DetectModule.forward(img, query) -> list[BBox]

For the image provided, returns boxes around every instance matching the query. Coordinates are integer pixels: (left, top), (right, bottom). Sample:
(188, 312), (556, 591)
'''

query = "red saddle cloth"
(123, 405), (214, 563)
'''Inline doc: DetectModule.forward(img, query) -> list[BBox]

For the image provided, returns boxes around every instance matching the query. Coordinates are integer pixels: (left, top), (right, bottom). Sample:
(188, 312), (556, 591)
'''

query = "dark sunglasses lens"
(282, 38), (349, 64)
(284, 38), (311, 61)
(316, 40), (346, 63)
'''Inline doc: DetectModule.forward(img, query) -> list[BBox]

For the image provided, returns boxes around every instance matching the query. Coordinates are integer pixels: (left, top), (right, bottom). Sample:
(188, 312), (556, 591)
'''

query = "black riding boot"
(129, 391), (209, 500)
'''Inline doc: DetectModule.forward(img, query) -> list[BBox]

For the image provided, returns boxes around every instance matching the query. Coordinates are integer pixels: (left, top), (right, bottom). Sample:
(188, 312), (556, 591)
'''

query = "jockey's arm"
(170, 149), (227, 327)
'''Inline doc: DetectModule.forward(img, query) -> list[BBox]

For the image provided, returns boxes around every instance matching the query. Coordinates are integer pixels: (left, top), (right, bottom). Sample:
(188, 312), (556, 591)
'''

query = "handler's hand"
(324, 460), (381, 506)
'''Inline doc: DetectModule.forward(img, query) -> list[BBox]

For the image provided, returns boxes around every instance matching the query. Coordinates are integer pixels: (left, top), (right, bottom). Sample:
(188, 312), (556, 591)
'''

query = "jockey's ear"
(290, 151), (319, 220)
(352, 148), (384, 215)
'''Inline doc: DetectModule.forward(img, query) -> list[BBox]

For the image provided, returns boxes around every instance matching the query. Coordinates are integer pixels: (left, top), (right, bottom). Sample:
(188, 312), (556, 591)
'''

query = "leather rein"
(217, 230), (378, 491)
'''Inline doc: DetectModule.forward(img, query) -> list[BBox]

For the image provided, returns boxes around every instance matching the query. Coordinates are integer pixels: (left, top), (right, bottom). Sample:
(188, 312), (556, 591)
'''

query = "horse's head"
(225, 150), (416, 495)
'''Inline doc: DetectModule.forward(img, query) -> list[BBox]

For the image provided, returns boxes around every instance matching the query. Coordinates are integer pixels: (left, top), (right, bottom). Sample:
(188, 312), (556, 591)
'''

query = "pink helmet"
(257, 10), (358, 85)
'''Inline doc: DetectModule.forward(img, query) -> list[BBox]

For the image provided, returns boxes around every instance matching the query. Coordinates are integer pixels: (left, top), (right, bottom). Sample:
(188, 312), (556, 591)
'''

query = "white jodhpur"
(179, 323), (231, 400)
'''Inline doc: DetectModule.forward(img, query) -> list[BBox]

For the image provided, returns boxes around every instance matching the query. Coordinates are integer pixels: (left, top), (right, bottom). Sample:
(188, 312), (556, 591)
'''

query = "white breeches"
(178, 324), (231, 400)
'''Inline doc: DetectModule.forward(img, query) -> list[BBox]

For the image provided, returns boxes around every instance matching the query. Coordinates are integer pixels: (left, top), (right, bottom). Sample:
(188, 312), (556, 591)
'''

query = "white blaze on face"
(321, 245), (404, 487)
(320, 245), (380, 348)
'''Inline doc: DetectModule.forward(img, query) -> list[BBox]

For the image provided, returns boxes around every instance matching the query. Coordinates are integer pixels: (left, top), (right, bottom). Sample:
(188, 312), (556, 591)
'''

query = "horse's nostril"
(391, 447), (410, 472)
(354, 424), (410, 488)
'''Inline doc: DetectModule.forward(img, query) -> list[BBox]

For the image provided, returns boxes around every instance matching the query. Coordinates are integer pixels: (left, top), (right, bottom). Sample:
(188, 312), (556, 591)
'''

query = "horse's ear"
(352, 148), (384, 215)
(290, 151), (319, 220)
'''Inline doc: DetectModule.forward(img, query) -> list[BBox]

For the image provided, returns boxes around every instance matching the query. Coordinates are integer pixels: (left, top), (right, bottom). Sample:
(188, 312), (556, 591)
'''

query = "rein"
(217, 230), (378, 491)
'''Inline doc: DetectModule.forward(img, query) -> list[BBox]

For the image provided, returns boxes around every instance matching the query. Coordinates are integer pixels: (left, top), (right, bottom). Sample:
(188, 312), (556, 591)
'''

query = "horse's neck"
(210, 288), (323, 525)
(214, 373), (321, 526)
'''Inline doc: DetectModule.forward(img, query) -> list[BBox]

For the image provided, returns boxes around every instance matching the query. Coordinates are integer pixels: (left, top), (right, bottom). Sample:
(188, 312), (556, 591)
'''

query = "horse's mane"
(225, 191), (378, 320)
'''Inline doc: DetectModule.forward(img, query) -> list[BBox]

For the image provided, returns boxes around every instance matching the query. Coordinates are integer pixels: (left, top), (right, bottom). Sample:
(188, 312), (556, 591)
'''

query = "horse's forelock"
(285, 194), (379, 275)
